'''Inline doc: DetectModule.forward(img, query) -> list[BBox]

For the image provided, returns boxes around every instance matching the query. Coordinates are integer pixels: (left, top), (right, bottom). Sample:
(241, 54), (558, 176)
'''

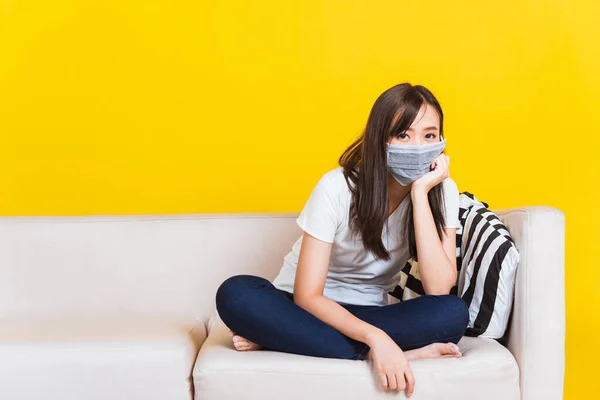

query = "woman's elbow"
(424, 287), (453, 295)
(423, 279), (456, 295)
(293, 292), (318, 309)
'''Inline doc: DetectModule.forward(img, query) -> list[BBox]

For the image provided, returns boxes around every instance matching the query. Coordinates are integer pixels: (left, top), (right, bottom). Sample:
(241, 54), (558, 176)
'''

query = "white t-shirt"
(272, 167), (460, 306)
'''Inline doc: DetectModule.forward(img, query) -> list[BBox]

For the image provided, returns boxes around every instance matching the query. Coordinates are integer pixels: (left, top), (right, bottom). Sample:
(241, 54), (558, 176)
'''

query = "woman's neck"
(386, 172), (411, 217)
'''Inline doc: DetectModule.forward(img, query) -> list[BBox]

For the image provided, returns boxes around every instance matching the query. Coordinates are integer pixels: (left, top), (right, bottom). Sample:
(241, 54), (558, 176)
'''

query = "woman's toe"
(233, 341), (246, 349)
(447, 343), (462, 357)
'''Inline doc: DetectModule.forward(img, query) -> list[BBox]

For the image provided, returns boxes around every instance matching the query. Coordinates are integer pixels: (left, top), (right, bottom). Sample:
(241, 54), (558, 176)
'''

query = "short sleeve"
(296, 173), (341, 243)
(442, 178), (460, 229)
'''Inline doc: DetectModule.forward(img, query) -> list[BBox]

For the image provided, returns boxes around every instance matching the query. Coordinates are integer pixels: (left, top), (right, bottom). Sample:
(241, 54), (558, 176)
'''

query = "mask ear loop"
(440, 133), (445, 153)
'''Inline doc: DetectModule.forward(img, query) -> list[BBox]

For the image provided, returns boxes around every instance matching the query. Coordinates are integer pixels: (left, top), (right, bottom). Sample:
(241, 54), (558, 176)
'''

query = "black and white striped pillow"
(388, 192), (520, 339)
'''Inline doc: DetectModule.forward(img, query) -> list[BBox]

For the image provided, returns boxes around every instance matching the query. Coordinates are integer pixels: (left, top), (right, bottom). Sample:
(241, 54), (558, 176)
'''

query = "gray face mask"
(386, 139), (446, 186)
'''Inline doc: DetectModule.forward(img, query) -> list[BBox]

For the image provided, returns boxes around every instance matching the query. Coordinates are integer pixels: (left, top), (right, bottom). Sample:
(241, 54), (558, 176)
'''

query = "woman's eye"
(397, 133), (409, 139)
(425, 133), (437, 139)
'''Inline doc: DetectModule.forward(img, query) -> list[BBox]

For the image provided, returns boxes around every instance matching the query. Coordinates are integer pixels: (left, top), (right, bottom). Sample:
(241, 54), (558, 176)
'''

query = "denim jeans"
(215, 274), (470, 361)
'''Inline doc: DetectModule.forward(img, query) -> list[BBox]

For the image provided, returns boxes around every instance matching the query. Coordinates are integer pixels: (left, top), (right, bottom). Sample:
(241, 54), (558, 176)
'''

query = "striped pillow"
(388, 192), (520, 339)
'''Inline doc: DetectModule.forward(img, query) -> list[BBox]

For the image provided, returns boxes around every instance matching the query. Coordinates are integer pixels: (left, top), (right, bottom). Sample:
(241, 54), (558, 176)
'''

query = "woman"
(215, 83), (469, 397)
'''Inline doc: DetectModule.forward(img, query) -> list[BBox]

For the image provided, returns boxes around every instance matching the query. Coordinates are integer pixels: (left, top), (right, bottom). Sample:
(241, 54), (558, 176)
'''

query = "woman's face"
(388, 103), (441, 145)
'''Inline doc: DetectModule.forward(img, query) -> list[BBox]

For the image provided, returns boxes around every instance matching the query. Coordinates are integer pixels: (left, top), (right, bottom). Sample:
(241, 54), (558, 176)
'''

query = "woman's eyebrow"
(406, 126), (439, 131)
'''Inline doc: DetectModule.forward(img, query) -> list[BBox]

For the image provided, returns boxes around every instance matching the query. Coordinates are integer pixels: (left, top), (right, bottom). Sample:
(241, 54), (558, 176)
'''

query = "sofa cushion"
(0, 316), (206, 400)
(389, 193), (520, 339)
(193, 314), (520, 400)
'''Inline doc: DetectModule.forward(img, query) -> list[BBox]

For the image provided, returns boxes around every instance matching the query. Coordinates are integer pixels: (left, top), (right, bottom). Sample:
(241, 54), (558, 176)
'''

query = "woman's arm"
(293, 232), (383, 344)
(411, 188), (457, 294)
(294, 231), (416, 394)
(411, 154), (457, 295)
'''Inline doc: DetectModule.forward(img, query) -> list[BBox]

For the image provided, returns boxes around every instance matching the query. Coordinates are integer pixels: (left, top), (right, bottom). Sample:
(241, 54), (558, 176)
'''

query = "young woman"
(215, 83), (469, 397)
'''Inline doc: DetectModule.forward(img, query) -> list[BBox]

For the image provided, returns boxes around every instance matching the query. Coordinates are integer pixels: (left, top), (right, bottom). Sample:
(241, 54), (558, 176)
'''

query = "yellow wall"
(1, 1), (598, 397)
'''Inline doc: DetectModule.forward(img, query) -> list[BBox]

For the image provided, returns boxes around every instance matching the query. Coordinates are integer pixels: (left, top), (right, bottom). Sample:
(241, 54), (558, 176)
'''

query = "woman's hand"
(366, 329), (415, 396)
(412, 154), (450, 193)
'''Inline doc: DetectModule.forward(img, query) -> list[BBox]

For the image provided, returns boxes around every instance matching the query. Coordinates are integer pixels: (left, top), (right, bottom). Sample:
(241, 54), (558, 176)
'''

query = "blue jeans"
(216, 274), (470, 361)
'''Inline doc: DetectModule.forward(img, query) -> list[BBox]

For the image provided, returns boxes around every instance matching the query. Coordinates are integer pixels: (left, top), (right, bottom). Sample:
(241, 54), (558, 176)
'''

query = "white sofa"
(0, 207), (565, 400)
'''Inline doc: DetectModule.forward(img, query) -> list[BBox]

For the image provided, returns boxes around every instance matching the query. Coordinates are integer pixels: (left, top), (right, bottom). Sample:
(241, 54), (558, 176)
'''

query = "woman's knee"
(215, 274), (270, 311)
(438, 294), (470, 333)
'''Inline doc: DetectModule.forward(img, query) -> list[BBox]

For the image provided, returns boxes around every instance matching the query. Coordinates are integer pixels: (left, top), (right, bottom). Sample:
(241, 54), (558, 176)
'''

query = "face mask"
(386, 139), (446, 186)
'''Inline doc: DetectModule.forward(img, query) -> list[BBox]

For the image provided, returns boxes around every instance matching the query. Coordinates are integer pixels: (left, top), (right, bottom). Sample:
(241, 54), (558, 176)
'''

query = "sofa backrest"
(0, 214), (302, 322)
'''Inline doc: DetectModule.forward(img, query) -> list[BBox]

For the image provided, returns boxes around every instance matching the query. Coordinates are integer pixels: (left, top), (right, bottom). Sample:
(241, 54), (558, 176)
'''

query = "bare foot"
(404, 342), (462, 361)
(365, 342), (462, 361)
(229, 329), (263, 352)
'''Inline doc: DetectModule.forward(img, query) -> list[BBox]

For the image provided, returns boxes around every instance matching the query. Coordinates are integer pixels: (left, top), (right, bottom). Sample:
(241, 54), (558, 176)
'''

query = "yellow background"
(1, 1), (598, 397)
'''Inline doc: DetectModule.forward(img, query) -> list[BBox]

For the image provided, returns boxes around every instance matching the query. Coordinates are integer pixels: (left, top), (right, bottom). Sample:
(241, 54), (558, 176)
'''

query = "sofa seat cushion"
(193, 314), (519, 400)
(0, 316), (206, 400)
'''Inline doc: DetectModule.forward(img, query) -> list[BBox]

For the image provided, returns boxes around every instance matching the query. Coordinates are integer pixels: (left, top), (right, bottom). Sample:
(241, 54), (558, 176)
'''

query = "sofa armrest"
(494, 206), (565, 400)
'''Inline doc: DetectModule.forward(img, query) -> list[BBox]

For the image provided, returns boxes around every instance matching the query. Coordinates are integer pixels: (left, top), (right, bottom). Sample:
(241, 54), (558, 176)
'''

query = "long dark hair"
(338, 83), (446, 261)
